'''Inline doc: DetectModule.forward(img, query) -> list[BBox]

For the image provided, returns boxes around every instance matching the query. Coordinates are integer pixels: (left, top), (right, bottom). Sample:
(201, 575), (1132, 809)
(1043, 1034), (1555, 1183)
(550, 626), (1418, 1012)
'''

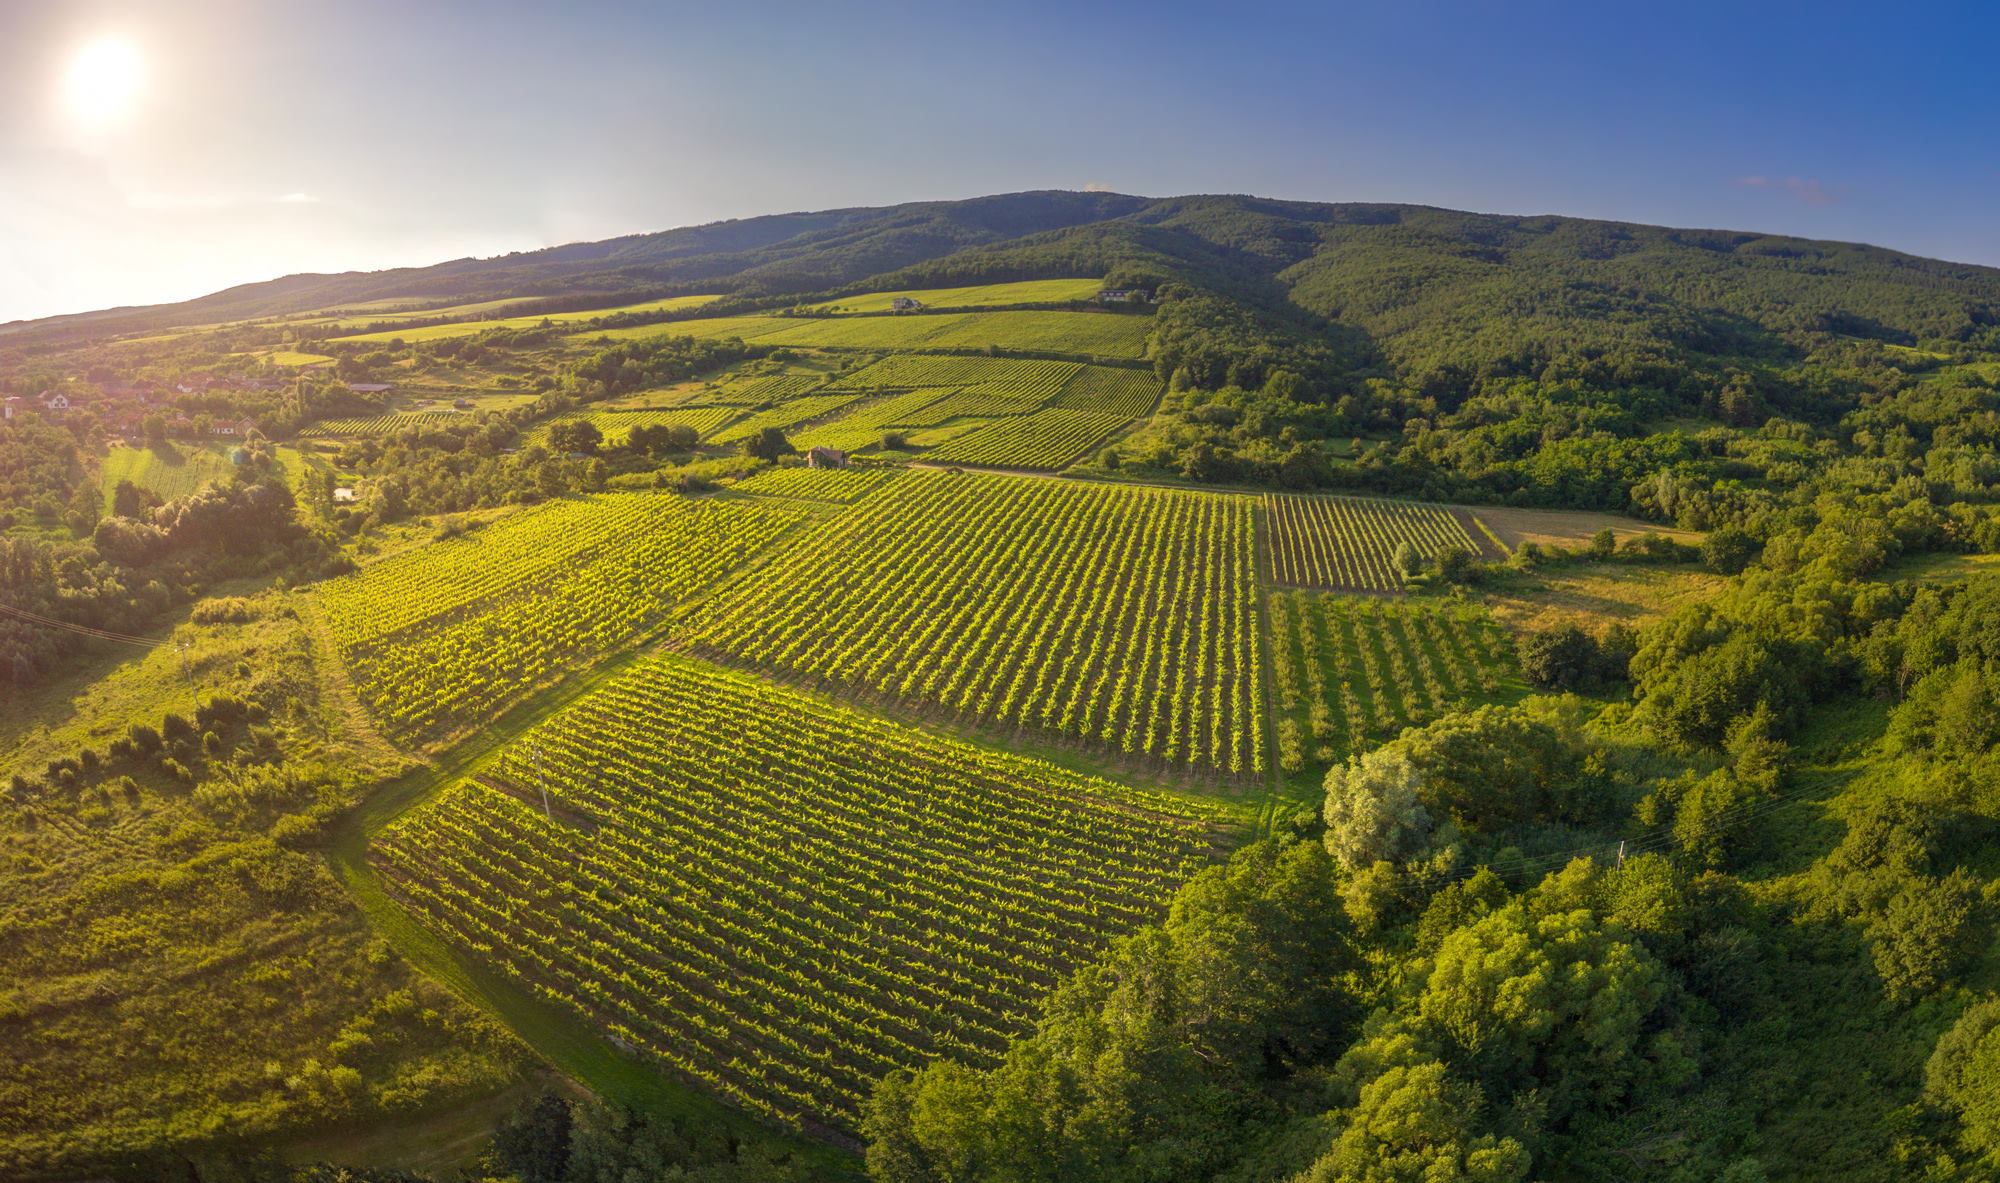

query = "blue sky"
(2, 0), (1995, 323)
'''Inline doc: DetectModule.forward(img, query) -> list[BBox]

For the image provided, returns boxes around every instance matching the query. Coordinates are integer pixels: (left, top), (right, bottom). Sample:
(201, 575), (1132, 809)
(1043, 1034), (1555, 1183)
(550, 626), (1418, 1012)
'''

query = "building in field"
(346, 382), (393, 394)
(889, 297), (923, 313)
(38, 391), (71, 413)
(3, 396), (20, 421)
(805, 446), (848, 470)
(1096, 288), (1152, 304)
(332, 487), (359, 504)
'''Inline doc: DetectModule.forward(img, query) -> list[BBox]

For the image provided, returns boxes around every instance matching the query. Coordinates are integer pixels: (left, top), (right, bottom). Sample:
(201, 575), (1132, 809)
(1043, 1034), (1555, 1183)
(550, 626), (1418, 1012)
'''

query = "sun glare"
(63, 37), (145, 127)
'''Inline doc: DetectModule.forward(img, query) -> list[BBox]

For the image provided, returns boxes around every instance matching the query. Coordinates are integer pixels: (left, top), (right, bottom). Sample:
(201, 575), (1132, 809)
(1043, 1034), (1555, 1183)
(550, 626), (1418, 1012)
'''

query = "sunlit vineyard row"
(924, 408), (1130, 470)
(313, 493), (801, 742)
(802, 278), (1105, 313)
(299, 410), (465, 438)
(789, 390), (953, 452)
(835, 354), (1082, 400)
(1267, 589), (1518, 772)
(532, 405), (741, 447)
(1050, 364), (1162, 418)
(1264, 493), (1487, 591)
(578, 309), (1153, 358)
(692, 470), (1265, 776)
(708, 395), (860, 444)
(690, 370), (832, 406)
(371, 654), (1224, 1133)
(732, 465), (898, 503)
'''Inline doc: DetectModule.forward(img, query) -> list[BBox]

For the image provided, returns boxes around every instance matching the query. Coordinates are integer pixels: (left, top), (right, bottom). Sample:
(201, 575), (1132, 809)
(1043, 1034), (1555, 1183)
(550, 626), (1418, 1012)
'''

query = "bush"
(1518, 623), (1601, 690)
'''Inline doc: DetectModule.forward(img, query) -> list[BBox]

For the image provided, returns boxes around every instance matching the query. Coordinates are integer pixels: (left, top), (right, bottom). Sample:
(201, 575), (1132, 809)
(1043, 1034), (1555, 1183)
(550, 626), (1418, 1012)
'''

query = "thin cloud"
(1083, 180), (1114, 193)
(277, 191), (320, 204)
(1735, 175), (1840, 206)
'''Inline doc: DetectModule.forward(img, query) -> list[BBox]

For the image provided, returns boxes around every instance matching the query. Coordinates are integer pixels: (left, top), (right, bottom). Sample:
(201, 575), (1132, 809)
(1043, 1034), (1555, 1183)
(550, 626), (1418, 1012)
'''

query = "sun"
(63, 38), (146, 127)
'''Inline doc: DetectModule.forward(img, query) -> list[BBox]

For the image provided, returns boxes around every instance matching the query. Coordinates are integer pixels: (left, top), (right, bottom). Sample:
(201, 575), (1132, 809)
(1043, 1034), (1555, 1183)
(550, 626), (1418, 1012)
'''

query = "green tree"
(1517, 623), (1600, 690)
(1393, 541), (1424, 581)
(1867, 870), (1979, 1003)
(745, 426), (795, 462)
(1925, 998), (2000, 1155)
(1322, 746), (1433, 872)
(1701, 526), (1761, 574)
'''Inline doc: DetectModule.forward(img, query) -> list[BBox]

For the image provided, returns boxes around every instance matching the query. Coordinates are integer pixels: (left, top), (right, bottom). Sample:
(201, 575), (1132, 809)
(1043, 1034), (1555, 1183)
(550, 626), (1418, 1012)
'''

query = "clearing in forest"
(370, 653), (1226, 1137)
(690, 469), (1266, 777)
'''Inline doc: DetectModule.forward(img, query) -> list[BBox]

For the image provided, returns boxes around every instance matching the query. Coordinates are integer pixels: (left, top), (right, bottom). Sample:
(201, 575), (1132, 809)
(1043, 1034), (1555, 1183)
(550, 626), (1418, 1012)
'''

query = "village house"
(346, 382), (394, 395)
(332, 487), (359, 504)
(889, 296), (923, 312)
(2, 396), (20, 421)
(805, 445), (848, 470)
(1096, 288), (1152, 304)
(38, 391), (71, 413)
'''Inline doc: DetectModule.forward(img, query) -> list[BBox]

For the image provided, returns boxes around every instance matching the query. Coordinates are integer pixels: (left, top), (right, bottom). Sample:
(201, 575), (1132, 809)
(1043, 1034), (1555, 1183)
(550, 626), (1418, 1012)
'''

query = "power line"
(0, 601), (165, 648)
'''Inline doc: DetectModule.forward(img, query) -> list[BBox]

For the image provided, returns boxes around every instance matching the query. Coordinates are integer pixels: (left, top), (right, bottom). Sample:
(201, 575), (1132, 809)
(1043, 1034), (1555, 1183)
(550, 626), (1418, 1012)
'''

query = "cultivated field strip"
(692, 470), (1265, 776)
(707, 395), (860, 444)
(299, 410), (465, 437)
(582, 310), (1154, 358)
(692, 371), (831, 406)
(1051, 365), (1162, 418)
(1263, 493), (1484, 590)
(313, 493), (801, 742)
(789, 390), (953, 451)
(532, 405), (741, 447)
(371, 653), (1224, 1135)
(924, 408), (1130, 470)
(835, 355), (1081, 398)
(732, 466), (899, 504)
(1268, 590), (1517, 771)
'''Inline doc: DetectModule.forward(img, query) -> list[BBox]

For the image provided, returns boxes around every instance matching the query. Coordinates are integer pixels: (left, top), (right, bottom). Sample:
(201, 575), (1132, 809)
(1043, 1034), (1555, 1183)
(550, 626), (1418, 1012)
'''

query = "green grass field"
(803, 278), (1104, 313)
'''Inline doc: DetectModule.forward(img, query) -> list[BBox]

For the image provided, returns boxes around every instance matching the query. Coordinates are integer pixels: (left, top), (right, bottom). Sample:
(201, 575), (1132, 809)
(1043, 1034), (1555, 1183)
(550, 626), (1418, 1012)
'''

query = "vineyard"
(533, 405), (742, 447)
(690, 369), (834, 406)
(803, 278), (1104, 312)
(333, 293), (720, 343)
(834, 354), (1082, 399)
(788, 390), (952, 452)
(1264, 493), (1488, 591)
(708, 395), (861, 445)
(1267, 590), (1519, 773)
(370, 654), (1226, 1136)
(732, 465), (898, 503)
(312, 493), (801, 742)
(299, 410), (465, 438)
(923, 408), (1130, 470)
(691, 470), (1265, 776)
(584, 309), (1154, 358)
(1051, 364), (1162, 418)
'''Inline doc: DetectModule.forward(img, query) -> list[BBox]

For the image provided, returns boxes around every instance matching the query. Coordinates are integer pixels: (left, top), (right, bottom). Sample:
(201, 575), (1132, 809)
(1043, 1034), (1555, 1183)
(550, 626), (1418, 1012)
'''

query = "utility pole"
(1616, 839), (1626, 870)
(174, 639), (199, 715)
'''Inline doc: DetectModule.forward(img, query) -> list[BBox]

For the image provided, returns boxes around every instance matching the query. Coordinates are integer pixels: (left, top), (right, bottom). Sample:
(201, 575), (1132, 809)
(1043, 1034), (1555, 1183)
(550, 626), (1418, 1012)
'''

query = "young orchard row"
(692, 470), (1266, 777)
(371, 654), (1223, 1134)
(1267, 589), (1517, 773)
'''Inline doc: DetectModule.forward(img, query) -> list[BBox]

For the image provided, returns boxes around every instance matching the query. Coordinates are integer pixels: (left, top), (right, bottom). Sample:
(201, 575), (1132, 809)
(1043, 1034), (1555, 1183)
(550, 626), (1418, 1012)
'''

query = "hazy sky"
(3, 0), (1996, 324)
